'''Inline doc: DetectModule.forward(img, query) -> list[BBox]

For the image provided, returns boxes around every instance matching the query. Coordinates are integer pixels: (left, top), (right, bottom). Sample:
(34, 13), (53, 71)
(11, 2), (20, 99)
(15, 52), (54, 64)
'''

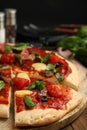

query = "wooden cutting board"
(0, 60), (87, 130)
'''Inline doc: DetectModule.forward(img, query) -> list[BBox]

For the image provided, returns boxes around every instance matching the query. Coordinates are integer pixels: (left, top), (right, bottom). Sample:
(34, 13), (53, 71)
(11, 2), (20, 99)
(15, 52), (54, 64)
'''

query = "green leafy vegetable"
(27, 82), (36, 90)
(57, 36), (81, 53)
(5, 45), (13, 52)
(15, 54), (22, 65)
(46, 64), (57, 73)
(27, 80), (44, 91)
(0, 80), (5, 91)
(37, 53), (51, 63)
(77, 26), (87, 38)
(13, 43), (29, 51)
(55, 73), (64, 83)
(80, 38), (87, 48)
(24, 96), (35, 107)
(57, 26), (87, 67)
(46, 64), (64, 82)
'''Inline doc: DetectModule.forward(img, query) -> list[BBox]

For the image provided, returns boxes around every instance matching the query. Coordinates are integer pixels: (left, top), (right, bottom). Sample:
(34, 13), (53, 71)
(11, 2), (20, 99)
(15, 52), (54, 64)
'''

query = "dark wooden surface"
(61, 106), (87, 130)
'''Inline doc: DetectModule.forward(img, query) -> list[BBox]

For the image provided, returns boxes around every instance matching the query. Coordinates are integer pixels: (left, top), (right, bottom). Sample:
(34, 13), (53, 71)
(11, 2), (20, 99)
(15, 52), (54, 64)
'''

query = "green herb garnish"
(5, 45), (13, 52)
(55, 73), (64, 83)
(46, 64), (58, 73)
(24, 96), (35, 107)
(27, 80), (44, 91)
(15, 54), (22, 65)
(13, 43), (29, 51)
(57, 26), (87, 67)
(37, 53), (51, 63)
(0, 80), (5, 91)
(57, 36), (81, 53)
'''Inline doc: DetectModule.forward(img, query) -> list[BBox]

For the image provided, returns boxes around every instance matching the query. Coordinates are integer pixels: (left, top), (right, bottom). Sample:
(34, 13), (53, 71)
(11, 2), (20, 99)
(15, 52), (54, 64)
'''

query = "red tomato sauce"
(0, 68), (11, 78)
(21, 60), (34, 71)
(0, 84), (10, 104)
(27, 47), (48, 57)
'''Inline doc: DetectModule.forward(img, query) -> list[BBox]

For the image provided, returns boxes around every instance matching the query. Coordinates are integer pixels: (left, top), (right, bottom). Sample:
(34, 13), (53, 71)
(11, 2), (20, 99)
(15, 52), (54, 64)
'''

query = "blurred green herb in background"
(57, 26), (87, 67)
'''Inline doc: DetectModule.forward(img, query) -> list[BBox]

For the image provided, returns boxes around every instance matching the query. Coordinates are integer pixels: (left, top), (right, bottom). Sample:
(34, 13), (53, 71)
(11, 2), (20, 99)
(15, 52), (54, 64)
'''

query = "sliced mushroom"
(40, 70), (54, 77)
(0, 64), (11, 70)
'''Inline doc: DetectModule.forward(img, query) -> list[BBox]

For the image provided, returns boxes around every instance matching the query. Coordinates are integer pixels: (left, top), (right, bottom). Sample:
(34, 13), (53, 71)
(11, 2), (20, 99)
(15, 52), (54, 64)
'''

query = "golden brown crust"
(0, 104), (9, 118)
(63, 60), (80, 90)
(15, 89), (83, 126)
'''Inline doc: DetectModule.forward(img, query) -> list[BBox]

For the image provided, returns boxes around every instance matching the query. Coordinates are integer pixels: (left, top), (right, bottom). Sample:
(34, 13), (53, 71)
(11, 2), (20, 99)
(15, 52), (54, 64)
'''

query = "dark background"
(0, 0), (87, 28)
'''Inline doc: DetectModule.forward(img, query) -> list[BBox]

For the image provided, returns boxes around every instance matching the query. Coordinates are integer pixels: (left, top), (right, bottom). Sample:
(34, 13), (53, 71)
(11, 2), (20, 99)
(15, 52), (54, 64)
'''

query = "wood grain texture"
(0, 60), (87, 130)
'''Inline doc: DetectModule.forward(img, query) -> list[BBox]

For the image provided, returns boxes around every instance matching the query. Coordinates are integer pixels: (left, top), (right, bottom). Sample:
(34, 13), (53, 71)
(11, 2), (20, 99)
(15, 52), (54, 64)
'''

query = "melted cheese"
(17, 72), (30, 81)
(15, 90), (32, 97)
(32, 63), (46, 71)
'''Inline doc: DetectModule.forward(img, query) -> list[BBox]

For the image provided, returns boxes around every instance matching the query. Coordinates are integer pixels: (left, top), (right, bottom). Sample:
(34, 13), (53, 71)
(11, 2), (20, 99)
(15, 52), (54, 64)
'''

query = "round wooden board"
(0, 60), (87, 130)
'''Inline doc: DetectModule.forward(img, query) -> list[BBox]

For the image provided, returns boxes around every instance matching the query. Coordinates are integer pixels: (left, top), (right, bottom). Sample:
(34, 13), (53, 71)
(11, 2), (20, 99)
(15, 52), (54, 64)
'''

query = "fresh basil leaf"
(55, 73), (64, 83)
(27, 82), (36, 90)
(15, 54), (22, 65)
(42, 53), (51, 63)
(5, 45), (13, 52)
(24, 96), (35, 107)
(46, 64), (57, 73)
(13, 43), (29, 51)
(0, 80), (5, 91)
(27, 80), (44, 91)
(37, 53), (51, 63)
(35, 80), (44, 91)
(46, 64), (55, 71)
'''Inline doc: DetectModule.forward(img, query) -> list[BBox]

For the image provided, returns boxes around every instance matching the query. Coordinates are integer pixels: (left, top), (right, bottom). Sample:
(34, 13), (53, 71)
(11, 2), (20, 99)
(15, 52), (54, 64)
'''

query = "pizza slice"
(0, 65), (13, 118)
(14, 77), (82, 126)
(0, 79), (11, 118)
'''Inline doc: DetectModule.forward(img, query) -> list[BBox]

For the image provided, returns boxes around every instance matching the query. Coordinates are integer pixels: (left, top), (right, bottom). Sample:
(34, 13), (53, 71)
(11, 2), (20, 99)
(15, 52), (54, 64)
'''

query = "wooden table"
(61, 106), (87, 130)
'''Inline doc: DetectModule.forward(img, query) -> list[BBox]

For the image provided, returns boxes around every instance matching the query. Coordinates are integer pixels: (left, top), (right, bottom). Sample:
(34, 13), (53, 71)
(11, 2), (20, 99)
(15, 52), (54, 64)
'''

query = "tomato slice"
(49, 52), (63, 64)
(14, 77), (30, 90)
(46, 82), (63, 98)
(0, 53), (15, 64)
(27, 47), (47, 56)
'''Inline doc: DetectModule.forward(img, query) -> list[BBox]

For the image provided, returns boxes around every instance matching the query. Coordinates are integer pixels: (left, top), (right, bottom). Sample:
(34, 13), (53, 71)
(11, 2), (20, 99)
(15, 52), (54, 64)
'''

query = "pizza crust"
(0, 104), (9, 118)
(63, 60), (80, 90)
(15, 89), (83, 126)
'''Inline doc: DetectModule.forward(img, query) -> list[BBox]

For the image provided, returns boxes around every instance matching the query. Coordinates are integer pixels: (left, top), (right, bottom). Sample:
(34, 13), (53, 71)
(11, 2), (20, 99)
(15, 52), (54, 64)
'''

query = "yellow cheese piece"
(15, 90), (32, 97)
(17, 72), (30, 81)
(32, 63), (46, 71)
